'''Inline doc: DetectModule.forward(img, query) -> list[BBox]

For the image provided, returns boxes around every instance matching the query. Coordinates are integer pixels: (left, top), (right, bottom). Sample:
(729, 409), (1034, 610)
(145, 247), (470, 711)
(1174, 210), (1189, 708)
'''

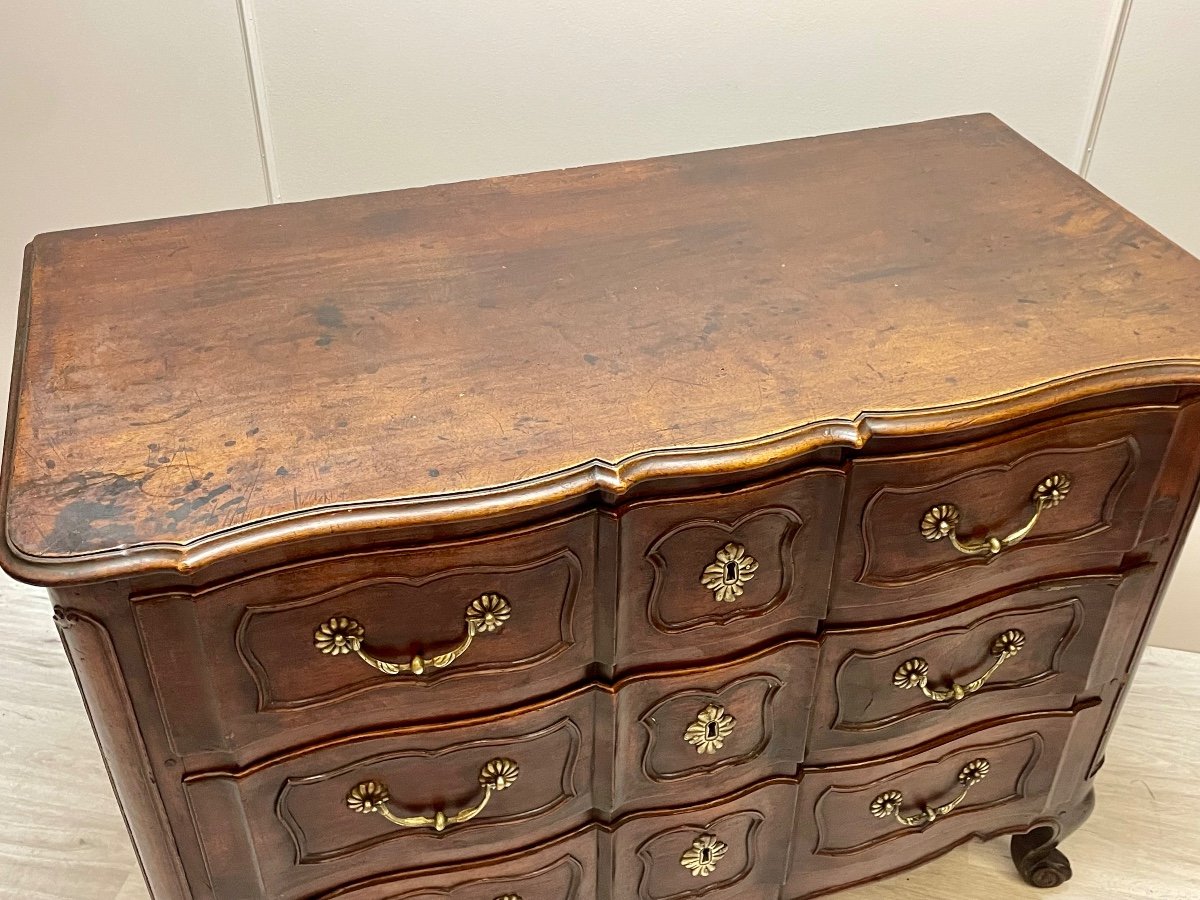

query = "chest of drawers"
(5, 114), (1200, 899)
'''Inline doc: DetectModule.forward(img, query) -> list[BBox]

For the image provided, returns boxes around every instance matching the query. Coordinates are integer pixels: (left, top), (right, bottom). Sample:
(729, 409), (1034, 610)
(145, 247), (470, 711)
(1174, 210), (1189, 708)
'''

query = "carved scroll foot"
(1010, 835), (1072, 889)
(1010, 788), (1095, 889)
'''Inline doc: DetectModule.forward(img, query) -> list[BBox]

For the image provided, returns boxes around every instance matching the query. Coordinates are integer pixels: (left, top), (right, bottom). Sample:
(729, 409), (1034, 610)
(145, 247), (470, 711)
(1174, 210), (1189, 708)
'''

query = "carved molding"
(832, 597), (1086, 733)
(635, 810), (765, 900)
(236, 548), (582, 711)
(645, 507), (803, 634)
(813, 731), (1045, 857)
(638, 674), (783, 782)
(12, 370), (1191, 585)
(275, 716), (583, 864)
(857, 436), (1139, 587)
(386, 853), (586, 900)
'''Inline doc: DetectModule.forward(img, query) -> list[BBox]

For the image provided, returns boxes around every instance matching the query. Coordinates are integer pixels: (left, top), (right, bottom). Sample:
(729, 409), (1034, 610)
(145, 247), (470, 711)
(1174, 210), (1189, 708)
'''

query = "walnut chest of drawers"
(5, 114), (1200, 899)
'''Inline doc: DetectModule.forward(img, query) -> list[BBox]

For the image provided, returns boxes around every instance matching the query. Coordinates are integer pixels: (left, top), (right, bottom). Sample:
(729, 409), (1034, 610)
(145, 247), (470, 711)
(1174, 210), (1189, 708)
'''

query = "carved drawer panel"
(615, 469), (843, 670)
(808, 574), (1142, 763)
(832, 405), (1180, 622)
(786, 713), (1088, 898)
(611, 640), (819, 813)
(611, 780), (798, 900)
(134, 513), (595, 759)
(314, 828), (598, 900)
(183, 691), (595, 899)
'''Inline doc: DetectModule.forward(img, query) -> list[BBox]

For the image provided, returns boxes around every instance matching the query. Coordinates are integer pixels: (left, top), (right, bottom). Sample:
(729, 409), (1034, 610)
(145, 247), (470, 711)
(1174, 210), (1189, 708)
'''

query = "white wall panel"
(1160, 523), (1200, 652)
(250, 0), (1121, 201)
(1086, 1), (1200, 652)
(0, 0), (268, 392)
(1087, 2), (1200, 251)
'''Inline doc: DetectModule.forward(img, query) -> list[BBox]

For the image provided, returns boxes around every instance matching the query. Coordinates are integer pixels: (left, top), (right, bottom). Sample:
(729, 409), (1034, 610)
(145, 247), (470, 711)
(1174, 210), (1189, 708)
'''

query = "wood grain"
(7, 113), (1200, 575)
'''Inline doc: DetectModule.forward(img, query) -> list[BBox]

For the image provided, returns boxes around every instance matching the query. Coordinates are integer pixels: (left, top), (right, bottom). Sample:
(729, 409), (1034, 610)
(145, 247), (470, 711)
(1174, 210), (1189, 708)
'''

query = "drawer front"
(184, 691), (596, 899)
(832, 405), (1179, 621)
(808, 574), (1136, 763)
(787, 713), (1087, 898)
(135, 513), (596, 758)
(611, 781), (798, 900)
(316, 829), (598, 900)
(611, 641), (819, 813)
(616, 469), (843, 669)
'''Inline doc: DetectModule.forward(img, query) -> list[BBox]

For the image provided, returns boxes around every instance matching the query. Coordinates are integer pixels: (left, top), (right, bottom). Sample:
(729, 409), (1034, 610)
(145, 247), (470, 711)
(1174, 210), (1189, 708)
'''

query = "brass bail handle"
(893, 630), (1026, 703)
(920, 473), (1071, 558)
(347, 758), (519, 832)
(871, 758), (991, 827)
(313, 593), (512, 676)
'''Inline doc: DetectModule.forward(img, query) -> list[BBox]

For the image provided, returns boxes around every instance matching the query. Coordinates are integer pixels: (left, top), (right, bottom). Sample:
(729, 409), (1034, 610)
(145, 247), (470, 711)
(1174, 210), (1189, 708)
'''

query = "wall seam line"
(1079, 0), (1135, 177)
(235, 0), (282, 203)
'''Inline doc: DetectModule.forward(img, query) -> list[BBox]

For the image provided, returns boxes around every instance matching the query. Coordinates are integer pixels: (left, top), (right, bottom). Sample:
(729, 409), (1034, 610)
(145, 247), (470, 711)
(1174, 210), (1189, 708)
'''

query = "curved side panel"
(54, 607), (196, 900)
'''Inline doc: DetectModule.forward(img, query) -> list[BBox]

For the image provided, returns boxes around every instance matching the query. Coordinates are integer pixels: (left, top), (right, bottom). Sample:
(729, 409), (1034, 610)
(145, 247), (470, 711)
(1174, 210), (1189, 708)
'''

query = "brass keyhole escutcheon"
(701, 543), (759, 602)
(681, 834), (727, 877)
(683, 704), (736, 755)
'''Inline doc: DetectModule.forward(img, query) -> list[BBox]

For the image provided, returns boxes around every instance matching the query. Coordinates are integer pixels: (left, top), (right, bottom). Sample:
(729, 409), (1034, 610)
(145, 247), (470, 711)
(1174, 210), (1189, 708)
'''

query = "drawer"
(831, 405), (1180, 622)
(611, 640), (819, 813)
(787, 712), (1091, 898)
(611, 780), (798, 900)
(616, 468), (843, 669)
(183, 690), (596, 900)
(808, 574), (1140, 763)
(316, 828), (598, 899)
(135, 513), (596, 759)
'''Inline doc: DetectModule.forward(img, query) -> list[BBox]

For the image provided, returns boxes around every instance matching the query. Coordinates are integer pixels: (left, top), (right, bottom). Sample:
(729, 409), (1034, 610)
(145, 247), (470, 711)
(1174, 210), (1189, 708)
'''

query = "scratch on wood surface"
(127, 406), (195, 427)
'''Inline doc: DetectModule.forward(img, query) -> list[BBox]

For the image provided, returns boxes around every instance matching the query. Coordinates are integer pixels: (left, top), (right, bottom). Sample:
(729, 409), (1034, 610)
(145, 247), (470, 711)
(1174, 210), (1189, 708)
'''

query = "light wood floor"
(1, 573), (1198, 900)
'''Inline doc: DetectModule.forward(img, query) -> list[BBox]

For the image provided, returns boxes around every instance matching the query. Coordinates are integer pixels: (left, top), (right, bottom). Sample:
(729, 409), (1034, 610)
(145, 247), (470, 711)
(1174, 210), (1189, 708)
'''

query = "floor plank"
(1, 571), (1197, 899)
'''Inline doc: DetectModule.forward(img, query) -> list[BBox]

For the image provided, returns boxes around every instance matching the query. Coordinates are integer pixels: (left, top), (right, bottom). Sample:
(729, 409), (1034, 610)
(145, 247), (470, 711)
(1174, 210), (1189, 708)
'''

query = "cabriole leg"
(1010, 788), (1095, 889)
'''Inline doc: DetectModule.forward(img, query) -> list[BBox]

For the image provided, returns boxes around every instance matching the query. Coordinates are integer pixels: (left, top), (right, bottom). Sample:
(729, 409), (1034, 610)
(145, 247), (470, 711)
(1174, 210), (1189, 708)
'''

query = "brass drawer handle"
(893, 629), (1025, 703)
(314, 593), (511, 676)
(346, 758), (519, 832)
(701, 542), (759, 602)
(871, 758), (990, 827)
(920, 473), (1071, 557)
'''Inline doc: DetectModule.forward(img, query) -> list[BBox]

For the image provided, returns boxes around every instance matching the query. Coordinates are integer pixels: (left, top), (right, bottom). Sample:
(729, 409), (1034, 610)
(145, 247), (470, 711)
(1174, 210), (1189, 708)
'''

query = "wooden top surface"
(6, 113), (1200, 579)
